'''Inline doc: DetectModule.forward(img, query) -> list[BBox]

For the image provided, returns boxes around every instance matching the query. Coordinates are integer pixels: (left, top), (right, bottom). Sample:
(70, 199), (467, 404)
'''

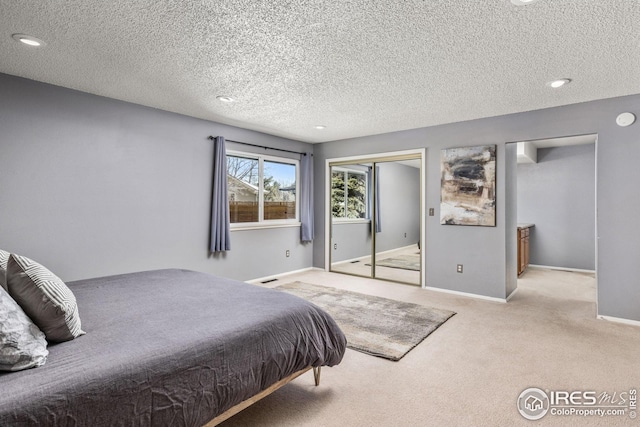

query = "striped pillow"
(0, 249), (9, 291)
(7, 254), (85, 343)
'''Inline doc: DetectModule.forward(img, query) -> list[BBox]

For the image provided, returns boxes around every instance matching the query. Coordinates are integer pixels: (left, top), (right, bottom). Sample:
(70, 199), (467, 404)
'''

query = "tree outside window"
(332, 169), (367, 219)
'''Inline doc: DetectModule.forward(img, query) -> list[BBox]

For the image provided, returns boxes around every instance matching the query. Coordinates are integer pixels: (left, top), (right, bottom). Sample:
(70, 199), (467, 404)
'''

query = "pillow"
(0, 285), (48, 371)
(0, 249), (9, 292)
(7, 254), (85, 343)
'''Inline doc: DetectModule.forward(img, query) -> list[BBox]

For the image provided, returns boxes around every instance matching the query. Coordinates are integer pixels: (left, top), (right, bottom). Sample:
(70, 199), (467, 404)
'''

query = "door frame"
(325, 148), (427, 287)
(505, 134), (598, 306)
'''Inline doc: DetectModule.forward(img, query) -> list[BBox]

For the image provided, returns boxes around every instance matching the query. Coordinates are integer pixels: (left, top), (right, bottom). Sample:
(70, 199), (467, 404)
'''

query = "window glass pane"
(227, 155), (259, 223)
(263, 160), (296, 220)
(346, 172), (367, 219)
(331, 171), (346, 218)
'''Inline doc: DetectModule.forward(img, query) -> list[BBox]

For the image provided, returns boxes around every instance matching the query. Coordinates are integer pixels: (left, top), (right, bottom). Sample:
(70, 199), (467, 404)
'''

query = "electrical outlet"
(285, 250), (290, 257)
(457, 264), (463, 273)
(334, 243), (337, 250)
(429, 208), (435, 216)
(404, 232), (407, 238)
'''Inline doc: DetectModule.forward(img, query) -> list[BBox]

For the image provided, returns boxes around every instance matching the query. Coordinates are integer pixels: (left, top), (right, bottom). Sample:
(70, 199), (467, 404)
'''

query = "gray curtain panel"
(210, 136), (231, 252)
(300, 152), (314, 242)
(367, 166), (382, 233)
(374, 165), (381, 233)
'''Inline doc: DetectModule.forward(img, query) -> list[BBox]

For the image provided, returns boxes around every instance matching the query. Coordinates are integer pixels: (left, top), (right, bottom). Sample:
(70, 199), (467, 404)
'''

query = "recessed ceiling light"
(216, 96), (235, 103)
(12, 33), (45, 47)
(314, 125), (326, 130)
(547, 78), (572, 88)
(511, 0), (540, 5)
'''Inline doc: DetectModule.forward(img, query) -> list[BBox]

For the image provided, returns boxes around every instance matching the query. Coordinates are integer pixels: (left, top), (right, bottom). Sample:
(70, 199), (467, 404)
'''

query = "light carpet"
(276, 281), (455, 361)
(221, 269), (640, 427)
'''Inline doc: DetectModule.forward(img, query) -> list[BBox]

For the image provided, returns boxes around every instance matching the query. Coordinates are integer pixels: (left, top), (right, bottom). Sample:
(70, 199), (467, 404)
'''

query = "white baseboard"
(529, 264), (596, 274)
(597, 314), (640, 327)
(424, 285), (507, 303)
(331, 254), (370, 266)
(247, 267), (316, 284)
(506, 287), (519, 302)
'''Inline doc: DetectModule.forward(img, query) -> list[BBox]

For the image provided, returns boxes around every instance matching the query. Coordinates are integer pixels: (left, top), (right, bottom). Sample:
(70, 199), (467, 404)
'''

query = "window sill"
(231, 222), (301, 232)
(332, 219), (371, 225)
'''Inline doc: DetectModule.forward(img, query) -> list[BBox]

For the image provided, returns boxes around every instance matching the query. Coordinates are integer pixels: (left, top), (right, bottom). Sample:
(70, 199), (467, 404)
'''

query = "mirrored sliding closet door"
(329, 155), (422, 286)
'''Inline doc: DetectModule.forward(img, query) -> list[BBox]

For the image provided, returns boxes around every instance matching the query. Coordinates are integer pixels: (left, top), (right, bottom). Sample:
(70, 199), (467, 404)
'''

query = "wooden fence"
(229, 202), (296, 222)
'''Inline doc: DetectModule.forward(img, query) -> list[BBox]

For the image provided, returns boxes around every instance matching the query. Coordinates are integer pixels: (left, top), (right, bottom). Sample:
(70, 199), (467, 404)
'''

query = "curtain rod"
(208, 136), (307, 156)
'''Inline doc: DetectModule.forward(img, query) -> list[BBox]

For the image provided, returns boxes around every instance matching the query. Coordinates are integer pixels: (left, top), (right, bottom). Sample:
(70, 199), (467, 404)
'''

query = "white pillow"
(7, 254), (85, 343)
(0, 286), (48, 371)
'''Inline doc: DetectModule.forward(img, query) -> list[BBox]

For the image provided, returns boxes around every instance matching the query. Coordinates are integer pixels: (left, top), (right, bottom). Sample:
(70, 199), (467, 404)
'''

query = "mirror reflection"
(330, 163), (373, 278)
(373, 159), (421, 285)
(330, 158), (421, 286)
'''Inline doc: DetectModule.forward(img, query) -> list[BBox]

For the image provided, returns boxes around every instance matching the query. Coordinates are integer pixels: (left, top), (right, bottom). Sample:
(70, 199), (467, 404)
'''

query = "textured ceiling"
(1, 1), (639, 143)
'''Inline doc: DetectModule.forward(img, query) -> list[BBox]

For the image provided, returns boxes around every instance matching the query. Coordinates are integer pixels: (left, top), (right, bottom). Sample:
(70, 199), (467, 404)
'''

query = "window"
(331, 168), (368, 219)
(227, 151), (299, 226)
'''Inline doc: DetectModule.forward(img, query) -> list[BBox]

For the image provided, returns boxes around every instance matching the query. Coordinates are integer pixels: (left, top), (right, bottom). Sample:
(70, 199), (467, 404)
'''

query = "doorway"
(325, 149), (426, 286)
(507, 134), (597, 302)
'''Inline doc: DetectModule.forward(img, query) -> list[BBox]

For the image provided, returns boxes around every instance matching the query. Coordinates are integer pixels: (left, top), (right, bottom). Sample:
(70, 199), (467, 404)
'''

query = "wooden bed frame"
(204, 367), (321, 426)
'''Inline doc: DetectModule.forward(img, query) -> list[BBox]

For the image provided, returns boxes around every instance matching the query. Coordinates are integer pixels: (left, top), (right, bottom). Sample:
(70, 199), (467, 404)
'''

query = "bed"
(0, 268), (347, 426)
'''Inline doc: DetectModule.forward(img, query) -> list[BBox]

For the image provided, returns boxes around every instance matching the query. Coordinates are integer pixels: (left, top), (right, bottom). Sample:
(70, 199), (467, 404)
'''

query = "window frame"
(331, 166), (369, 223)
(227, 150), (300, 230)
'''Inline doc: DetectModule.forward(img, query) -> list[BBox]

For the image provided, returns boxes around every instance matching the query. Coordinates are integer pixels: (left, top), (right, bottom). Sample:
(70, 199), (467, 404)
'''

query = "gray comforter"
(0, 269), (346, 426)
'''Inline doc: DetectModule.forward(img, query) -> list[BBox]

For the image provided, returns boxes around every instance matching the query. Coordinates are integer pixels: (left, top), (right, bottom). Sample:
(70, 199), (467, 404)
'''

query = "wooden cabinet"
(517, 224), (533, 276)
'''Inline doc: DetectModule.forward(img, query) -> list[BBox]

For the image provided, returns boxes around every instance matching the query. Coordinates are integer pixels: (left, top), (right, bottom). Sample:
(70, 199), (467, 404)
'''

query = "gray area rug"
(275, 282), (455, 361)
(368, 254), (421, 271)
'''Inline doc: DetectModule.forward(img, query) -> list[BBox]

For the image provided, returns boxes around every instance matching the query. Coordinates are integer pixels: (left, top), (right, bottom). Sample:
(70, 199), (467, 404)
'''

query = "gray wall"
(313, 94), (640, 322)
(517, 144), (596, 270)
(331, 222), (371, 263)
(0, 74), (313, 282)
(316, 131), (516, 300)
(2, 73), (640, 322)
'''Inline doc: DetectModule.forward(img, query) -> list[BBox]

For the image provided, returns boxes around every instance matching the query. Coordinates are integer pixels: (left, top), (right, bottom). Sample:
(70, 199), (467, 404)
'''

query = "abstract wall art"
(440, 145), (496, 226)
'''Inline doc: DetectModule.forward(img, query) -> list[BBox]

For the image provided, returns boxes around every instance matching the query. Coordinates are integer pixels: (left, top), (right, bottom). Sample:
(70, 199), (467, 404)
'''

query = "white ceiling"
(1, 1), (639, 143)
